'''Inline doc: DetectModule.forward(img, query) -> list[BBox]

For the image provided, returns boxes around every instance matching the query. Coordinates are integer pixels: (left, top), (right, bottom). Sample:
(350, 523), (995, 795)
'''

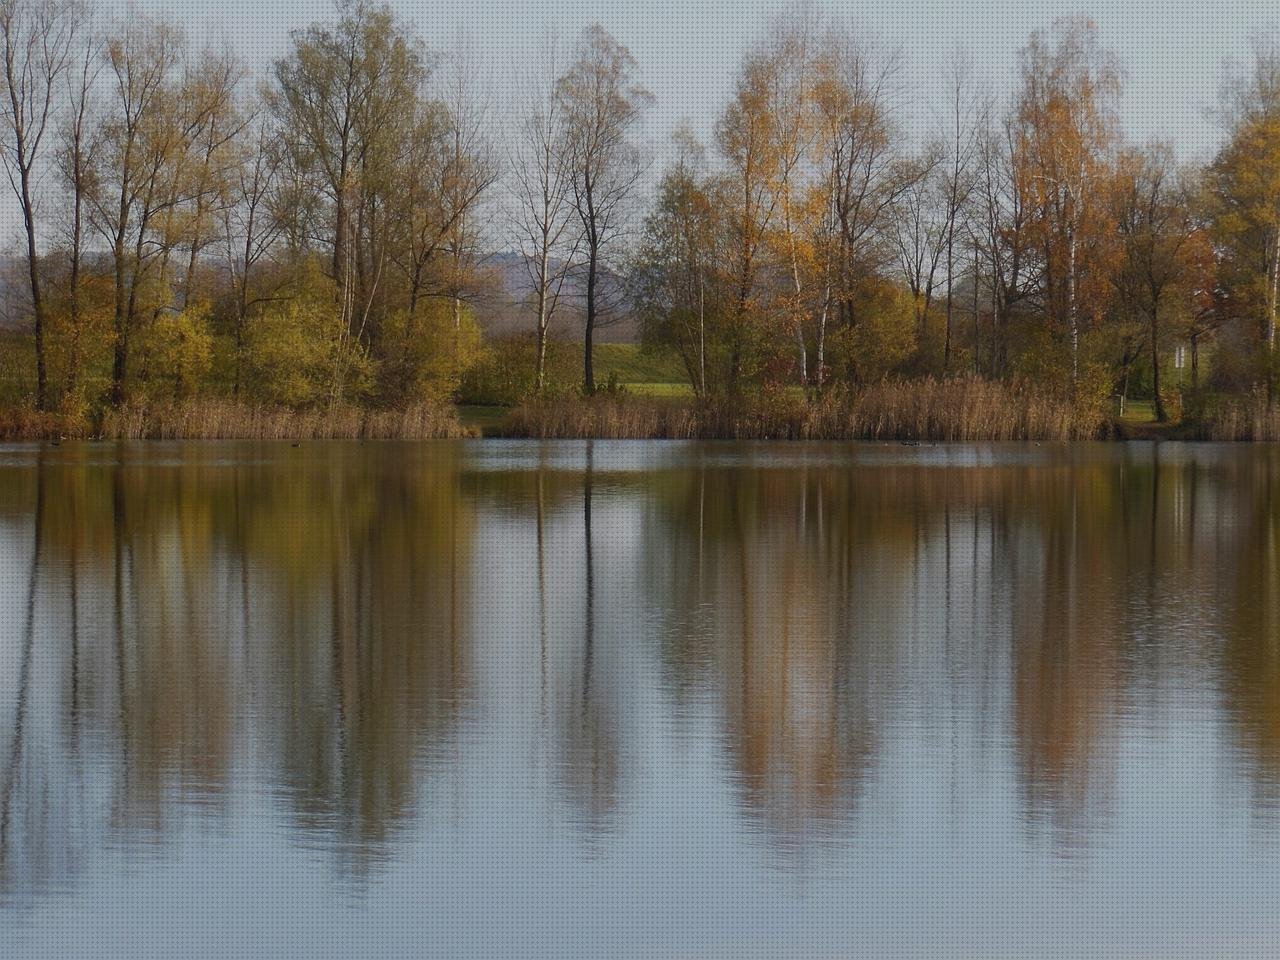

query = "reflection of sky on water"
(1, 440), (1279, 959)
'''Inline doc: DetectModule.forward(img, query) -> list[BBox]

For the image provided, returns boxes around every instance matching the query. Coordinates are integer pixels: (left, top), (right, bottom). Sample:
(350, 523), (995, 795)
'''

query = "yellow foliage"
(245, 263), (374, 406)
(135, 305), (214, 399)
(379, 300), (483, 404)
(827, 279), (918, 383)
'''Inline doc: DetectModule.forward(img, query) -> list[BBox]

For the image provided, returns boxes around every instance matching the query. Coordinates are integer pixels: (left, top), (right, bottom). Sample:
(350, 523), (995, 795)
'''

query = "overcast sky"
(2, 0), (1276, 245)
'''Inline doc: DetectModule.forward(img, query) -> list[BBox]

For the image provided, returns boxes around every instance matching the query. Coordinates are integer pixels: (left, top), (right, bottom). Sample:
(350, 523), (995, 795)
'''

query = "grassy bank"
(502, 378), (1106, 441)
(0, 399), (475, 441)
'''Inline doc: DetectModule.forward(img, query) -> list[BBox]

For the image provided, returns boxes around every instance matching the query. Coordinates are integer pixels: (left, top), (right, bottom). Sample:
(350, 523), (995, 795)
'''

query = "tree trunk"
(1268, 229), (1280, 406)
(584, 241), (597, 394)
(1067, 220), (1079, 390)
(782, 193), (808, 389)
(18, 175), (47, 411)
(536, 247), (549, 395)
(1190, 334), (1200, 392)
(972, 235), (980, 376)
(698, 274), (707, 399)
(333, 190), (347, 284)
(111, 233), (129, 407)
(66, 162), (85, 407)
(1151, 304), (1166, 423)
(944, 237), (954, 374)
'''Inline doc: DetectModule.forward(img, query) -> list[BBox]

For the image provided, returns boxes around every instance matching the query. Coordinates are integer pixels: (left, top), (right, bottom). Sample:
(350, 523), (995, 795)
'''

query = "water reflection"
(0, 444), (475, 895)
(3, 440), (1280, 955)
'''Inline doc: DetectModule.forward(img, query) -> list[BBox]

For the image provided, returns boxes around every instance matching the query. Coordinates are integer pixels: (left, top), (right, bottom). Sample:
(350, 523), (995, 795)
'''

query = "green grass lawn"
(1118, 399), (1157, 423)
(591, 343), (689, 387)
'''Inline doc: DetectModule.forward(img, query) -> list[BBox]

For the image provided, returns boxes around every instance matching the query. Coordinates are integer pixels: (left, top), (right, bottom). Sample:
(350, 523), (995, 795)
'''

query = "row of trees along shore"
(4, 1), (1280, 438)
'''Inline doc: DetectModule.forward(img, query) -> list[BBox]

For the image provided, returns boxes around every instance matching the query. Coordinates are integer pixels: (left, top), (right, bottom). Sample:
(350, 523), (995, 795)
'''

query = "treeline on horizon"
(3, 0), (1280, 438)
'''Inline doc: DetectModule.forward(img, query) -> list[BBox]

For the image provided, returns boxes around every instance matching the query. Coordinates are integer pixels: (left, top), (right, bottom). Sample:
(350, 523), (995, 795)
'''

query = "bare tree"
(222, 105), (284, 394)
(90, 13), (182, 404)
(54, 7), (101, 406)
(939, 54), (978, 372)
(509, 44), (579, 394)
(812, 29), (910, 348)
(1112, 144), (1197, 422)
(436, 44), (499, 336)
(179, 50), (244, 307)
(557, 24), (650, 393)
(972, 96), (1034, 377)
(0, 0), (79, 410)
(888, 144), (945, 344)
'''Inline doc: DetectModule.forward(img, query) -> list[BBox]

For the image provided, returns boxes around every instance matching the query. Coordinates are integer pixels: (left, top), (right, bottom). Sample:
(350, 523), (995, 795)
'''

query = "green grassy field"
(1118, 399), (1157, 424)
(459, 344), (692, 433)
(590, 343), (689, 389)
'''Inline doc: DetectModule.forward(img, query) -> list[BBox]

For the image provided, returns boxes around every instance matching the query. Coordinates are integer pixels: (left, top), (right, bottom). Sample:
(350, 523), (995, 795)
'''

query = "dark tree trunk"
(1151, 304), (1166, 423)
(584, 242), (597, 394)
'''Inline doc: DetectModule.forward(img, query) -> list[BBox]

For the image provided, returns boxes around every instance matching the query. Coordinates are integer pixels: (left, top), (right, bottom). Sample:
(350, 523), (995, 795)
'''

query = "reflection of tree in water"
(1006, 457), (1132, 849)
(1006, 445), (1280, 838)
(553, 446), (622, 835)
(0, 443), (476, 894)
(1213, 447), (1280, 810)
(0, 452), (44, 901)
(463, 448), (628, 836)
(9, 441), (1280, 893)
(647, 462), (916, 851)
(640, 448), (1280, 852)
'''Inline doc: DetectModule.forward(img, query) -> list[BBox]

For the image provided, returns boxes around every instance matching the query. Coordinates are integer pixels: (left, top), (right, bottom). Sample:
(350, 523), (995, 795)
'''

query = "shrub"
(245, 283), (374, 407)
(459, 334), (580, 405)
(135, 305), (214, 400)
(379, 302), (483, 405)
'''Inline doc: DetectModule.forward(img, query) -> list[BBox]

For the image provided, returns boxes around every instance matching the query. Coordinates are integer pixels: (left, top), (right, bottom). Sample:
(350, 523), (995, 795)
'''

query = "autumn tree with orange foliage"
(1014, 16), (1122, 393)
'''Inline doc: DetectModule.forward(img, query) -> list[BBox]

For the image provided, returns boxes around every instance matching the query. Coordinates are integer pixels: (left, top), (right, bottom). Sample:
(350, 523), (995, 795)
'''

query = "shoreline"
(0, 384), (1270, 443)
(0, 419), (1250, 444)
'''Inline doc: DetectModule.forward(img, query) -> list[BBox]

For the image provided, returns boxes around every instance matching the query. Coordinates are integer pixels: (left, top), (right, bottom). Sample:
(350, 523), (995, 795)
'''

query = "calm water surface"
(2, 440), (1280, 959)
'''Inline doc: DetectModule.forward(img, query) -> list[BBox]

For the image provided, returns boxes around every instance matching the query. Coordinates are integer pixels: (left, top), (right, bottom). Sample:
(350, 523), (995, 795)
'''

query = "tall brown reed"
(1192, 393), (1280, 441)
(0, 399), (474, 441)
(502, 378), (1105, 441)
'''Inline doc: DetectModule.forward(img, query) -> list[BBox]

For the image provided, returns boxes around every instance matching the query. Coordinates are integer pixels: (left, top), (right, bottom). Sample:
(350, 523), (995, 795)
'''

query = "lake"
(1, 440), (1279, 959)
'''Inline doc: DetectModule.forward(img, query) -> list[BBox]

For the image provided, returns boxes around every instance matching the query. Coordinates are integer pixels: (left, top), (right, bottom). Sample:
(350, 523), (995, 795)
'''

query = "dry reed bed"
(504, 378), (1104, 442)
(1194, 396), (1280, 441)
(0, 399), (474, 441)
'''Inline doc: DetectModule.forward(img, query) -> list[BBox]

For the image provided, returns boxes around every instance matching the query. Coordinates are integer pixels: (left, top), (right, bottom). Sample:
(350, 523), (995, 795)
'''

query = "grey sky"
(2, 0), (1274, 245)
(105, 0), (1269, 151)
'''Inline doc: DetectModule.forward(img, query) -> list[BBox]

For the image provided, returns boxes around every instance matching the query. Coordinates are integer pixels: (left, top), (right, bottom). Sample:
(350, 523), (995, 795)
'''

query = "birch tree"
(1208, 38), (1280, 402)
(557, 24), (650, 393)
(1015, 16), (1120, 389)
(510, 48), (578, 394)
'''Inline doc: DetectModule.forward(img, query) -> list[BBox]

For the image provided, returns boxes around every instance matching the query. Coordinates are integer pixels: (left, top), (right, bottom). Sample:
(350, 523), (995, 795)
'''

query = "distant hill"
(472, 251), (638, 344)
(0, 250), (642, 343)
